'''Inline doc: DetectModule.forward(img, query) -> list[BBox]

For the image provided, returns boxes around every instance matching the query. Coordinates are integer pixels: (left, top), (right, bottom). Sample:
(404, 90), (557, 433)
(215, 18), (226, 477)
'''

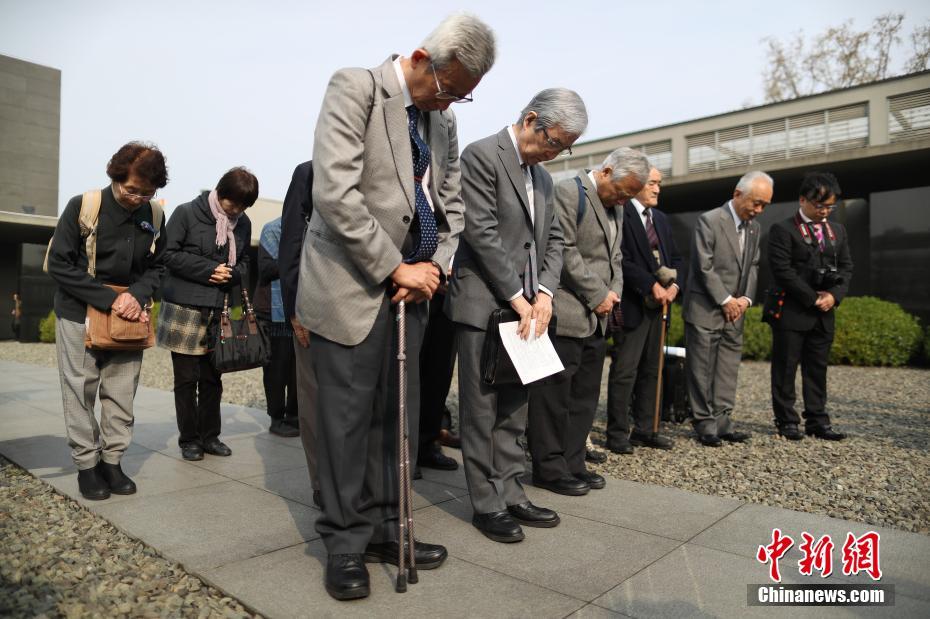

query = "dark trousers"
(171, 352), (223, 447)
(311, 296), (426, 554)
(418, 291), (456, 453)
(770, 322), (833, 430)
(528, 332), (606, 481)
(606, 307), (664, 445)
(262, 328), (298, 420)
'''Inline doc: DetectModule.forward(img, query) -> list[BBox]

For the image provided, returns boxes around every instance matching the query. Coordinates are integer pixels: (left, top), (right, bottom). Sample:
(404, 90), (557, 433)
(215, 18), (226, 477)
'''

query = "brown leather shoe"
(438, 428), (461, 449)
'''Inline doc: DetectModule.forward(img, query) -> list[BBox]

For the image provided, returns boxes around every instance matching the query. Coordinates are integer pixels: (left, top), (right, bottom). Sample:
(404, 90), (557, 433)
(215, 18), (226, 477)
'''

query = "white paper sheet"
(497, 319), (565, 385)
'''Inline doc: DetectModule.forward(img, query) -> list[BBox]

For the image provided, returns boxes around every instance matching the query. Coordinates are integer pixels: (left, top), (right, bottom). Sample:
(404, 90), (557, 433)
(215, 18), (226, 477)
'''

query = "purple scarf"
(208, 190), (239, 266)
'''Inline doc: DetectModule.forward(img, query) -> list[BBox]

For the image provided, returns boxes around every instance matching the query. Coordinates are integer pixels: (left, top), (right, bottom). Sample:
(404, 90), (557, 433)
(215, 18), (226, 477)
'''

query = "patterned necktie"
(404, 105), (438, 263)
(813, 223), (825, 252)
(644, 209), (659, 250)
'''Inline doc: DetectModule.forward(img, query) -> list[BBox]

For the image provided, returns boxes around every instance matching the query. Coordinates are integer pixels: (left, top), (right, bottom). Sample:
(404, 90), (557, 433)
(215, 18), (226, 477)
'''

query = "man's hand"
(594, 290), (620, 316)
(651, 282), (666, 305)
(665, 284), (679, 304)
(531, 293), (553, 338)
(735, 297), (751, 320)
(390, 286), (431, 304)
(209, 264), (233, 285)
(722, 298), (741, 323)
(111, 292), (142, 321)
(814, 291), (836, 312)
(510, 295), (534, 340)
(290, 316), (310, 348)
(391, 262), (440, 298)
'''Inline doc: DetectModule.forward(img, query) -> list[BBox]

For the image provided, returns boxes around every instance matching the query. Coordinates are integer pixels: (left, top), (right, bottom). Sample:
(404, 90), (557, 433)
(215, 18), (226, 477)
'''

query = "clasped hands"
(814, 291), (835, 312)
(510, 292), (552, 340)
(391, 262), (441, 304)
(209, 263), (234, 285)
(722, 296), (750, 323)
(110, 292), (148, 323)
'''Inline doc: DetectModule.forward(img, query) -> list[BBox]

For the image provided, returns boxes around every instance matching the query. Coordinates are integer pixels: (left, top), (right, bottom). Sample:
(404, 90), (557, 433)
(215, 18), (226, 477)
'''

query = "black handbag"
(480, 308), (558, 387)
(211, 289), (270, 373)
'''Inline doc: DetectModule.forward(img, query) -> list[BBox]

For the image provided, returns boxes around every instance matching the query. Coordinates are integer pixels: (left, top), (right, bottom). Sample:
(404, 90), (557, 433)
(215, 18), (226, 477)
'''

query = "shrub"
(830, 296), (922, 366)
(667, 303), (685, 347)
(39, 310), (56, 343)
(741, 306), (771, 360)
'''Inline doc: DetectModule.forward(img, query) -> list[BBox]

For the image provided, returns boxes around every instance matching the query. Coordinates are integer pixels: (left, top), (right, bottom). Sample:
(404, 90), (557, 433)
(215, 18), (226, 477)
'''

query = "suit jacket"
(552, 172), (621, 338)
(445, 128), (564, 330)
(297, 57), (465, 346)
(764, 216), (853, 333)
(619, 201), (683, 331)
(682, 202), (760, 330)
(279, 161), (313, 320)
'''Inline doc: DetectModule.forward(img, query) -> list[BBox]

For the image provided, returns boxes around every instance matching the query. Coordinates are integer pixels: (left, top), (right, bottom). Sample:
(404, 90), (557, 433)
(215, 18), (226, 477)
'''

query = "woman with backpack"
(46, 141), (169, 501)
(158, 167), (256, 462)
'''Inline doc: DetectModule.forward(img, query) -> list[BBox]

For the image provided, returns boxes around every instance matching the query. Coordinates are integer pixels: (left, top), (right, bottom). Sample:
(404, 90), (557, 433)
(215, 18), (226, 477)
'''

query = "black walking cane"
(395, 300), (418, 592)
(651, 301), (670, 436)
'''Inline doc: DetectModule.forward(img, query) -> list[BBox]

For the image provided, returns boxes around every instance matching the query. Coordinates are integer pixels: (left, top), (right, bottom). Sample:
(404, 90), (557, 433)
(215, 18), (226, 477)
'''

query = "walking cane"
(651, 301), (669, 435)
(395, 300), (418, 592)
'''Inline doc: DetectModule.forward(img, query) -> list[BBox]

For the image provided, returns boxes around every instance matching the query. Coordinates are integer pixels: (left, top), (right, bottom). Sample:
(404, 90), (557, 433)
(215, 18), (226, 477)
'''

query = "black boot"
(97, 461), (137, 495)
(77, 465), (110, 500)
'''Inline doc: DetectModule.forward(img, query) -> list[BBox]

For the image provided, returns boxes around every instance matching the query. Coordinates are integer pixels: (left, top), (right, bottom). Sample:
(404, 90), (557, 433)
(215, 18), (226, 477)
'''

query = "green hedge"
(39, 310), (56, 343)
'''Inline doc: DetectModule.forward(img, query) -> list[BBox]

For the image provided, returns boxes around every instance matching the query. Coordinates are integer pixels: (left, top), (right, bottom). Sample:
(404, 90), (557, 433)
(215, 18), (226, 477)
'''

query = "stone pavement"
(1, 359), (928, 618)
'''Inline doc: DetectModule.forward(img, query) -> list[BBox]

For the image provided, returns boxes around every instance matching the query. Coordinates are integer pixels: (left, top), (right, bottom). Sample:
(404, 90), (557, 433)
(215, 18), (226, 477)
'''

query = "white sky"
(1, 0), (928, 214)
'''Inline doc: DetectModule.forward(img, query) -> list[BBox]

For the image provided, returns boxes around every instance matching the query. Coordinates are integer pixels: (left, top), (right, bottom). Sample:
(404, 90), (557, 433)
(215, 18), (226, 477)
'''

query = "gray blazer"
(682, 202), (761, 330)
(552, 172), (622, 338)
(445, 128), (564, 331)
(297, 56), (465, 346)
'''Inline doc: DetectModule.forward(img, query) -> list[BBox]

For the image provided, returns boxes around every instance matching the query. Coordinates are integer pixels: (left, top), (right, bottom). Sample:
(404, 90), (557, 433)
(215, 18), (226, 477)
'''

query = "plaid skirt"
(156, 302), (213, 356)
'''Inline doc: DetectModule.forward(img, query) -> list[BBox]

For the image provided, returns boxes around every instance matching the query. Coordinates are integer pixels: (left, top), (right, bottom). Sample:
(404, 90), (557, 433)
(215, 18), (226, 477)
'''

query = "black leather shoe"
(534, 476), (589, 496)
(719, 431), (751, 443)
(507, 501), (560, 528)
(417, 444), (458, 471)
(778, 424), (805, 441)
(270, 418), (300, 438)
(473, 511), (524, 543)
(630, 431), (674, 450)
(698, 434), (723, 447)
(203, 439), (232, 457)
(325, 554), (369, 601)
(806, 426), (847, 441)
(77, 466), (110, 500)
(180, 443), (204, 461)
(575, 470), (606, 490)
(606, 439), (634, 455)
(585, 447), (607, 463)
(364, 539), (448, 570)
(97, 461), (136, 495)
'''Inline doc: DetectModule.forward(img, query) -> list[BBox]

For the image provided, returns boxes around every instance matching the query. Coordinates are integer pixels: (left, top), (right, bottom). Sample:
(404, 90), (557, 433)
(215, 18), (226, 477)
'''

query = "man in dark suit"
(298, 15), (495, 600)
(528, 147), (649, 495)
(605, 167), (684, 454)
(764, 171), (853, 441)
(682, 171), (772, 447)
(446, 88), (586, 543)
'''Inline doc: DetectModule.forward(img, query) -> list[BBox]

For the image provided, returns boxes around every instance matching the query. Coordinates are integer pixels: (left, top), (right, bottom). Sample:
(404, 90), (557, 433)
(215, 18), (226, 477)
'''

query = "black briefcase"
(661, 353), (691, 423)
(480, 308), (557, 387)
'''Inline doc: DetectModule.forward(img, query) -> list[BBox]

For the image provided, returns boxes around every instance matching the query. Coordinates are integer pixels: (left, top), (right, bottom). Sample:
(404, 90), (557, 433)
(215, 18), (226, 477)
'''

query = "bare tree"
(905, 20), (930, 73)
(762, 12), (907, 103)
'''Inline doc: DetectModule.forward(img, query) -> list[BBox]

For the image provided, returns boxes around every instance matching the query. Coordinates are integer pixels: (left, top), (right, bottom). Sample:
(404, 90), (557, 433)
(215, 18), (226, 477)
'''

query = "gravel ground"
(0, 454), (260, 619)
(2, 340), (927, 536)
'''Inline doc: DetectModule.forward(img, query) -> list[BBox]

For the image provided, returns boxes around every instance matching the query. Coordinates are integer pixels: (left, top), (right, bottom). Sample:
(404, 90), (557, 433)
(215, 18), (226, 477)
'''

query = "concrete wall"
(0, 55), (61, 217)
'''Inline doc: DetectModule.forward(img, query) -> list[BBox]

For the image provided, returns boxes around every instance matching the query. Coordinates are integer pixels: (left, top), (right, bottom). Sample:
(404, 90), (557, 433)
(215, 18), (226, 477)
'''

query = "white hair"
(599, 147), (650, 184)
(517, 88), (588, 137)
(736, 170), (774, 193)
(421, 13), (496, 77)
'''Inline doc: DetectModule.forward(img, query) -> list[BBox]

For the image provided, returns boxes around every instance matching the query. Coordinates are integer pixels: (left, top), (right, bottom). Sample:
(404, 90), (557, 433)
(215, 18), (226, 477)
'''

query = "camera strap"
(794, 212), (835, 251)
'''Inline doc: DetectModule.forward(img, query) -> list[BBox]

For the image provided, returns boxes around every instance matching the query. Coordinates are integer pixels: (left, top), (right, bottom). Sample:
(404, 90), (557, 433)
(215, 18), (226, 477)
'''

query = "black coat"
(764, 216), (853, 332)
(278, 161), (313, 319)
(618, 201), (683, 331)
(161, 191), (251, 310)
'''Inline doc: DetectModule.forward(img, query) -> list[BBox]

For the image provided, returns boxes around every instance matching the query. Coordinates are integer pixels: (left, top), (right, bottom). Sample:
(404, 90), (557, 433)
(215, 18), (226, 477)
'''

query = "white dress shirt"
(722, 199), (751, 307)
(392, 57), (434, 212)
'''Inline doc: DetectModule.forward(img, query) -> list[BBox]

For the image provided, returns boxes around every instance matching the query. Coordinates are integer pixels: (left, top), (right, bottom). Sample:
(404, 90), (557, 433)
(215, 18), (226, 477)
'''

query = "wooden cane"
(652, 301), (669, 434)
(395, 300), (417, 592)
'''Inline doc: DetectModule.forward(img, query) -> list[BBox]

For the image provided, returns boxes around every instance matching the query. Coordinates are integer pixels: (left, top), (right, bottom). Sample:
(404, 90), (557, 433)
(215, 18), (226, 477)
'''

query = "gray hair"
(735, 170), (774, 193)
(599, 147), (651, 184)
(421, 13), (496, 77)
(517, 88), (588, 137)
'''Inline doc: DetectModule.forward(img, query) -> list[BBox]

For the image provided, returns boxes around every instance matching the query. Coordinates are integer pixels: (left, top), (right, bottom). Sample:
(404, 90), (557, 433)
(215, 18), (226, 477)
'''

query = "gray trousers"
(55, 316), (142, 469)
(293, 336), (319, 492)
(311, 296), (426, 555)
(685, 320), (743, 436)
(606, 306), (663, 444)
(456, 324), (529, 515)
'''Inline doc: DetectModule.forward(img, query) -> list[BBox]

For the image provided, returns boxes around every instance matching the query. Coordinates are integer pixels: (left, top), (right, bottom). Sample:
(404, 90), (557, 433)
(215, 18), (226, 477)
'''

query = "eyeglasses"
(430, 62), (473, 103)
(119, 183), (156, 201)
(810, 200), (839, 210)
(541, 126), (572, 157)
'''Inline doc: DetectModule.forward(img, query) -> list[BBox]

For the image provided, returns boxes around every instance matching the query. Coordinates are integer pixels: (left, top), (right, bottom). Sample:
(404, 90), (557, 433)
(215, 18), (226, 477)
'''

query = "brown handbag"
(84, 285), (154, 351)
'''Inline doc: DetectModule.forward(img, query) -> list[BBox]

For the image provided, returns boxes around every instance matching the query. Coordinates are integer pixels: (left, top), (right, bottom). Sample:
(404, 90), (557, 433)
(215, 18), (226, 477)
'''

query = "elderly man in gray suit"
(527, 147), (649, 496)
(297, 14), (495, 600)
(446, 88), (587, 543)
(682, 170), (773, 447)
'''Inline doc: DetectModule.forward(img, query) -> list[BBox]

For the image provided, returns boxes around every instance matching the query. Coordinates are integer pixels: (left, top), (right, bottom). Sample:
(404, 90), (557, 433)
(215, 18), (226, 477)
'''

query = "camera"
(812, 266), (842, 289)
